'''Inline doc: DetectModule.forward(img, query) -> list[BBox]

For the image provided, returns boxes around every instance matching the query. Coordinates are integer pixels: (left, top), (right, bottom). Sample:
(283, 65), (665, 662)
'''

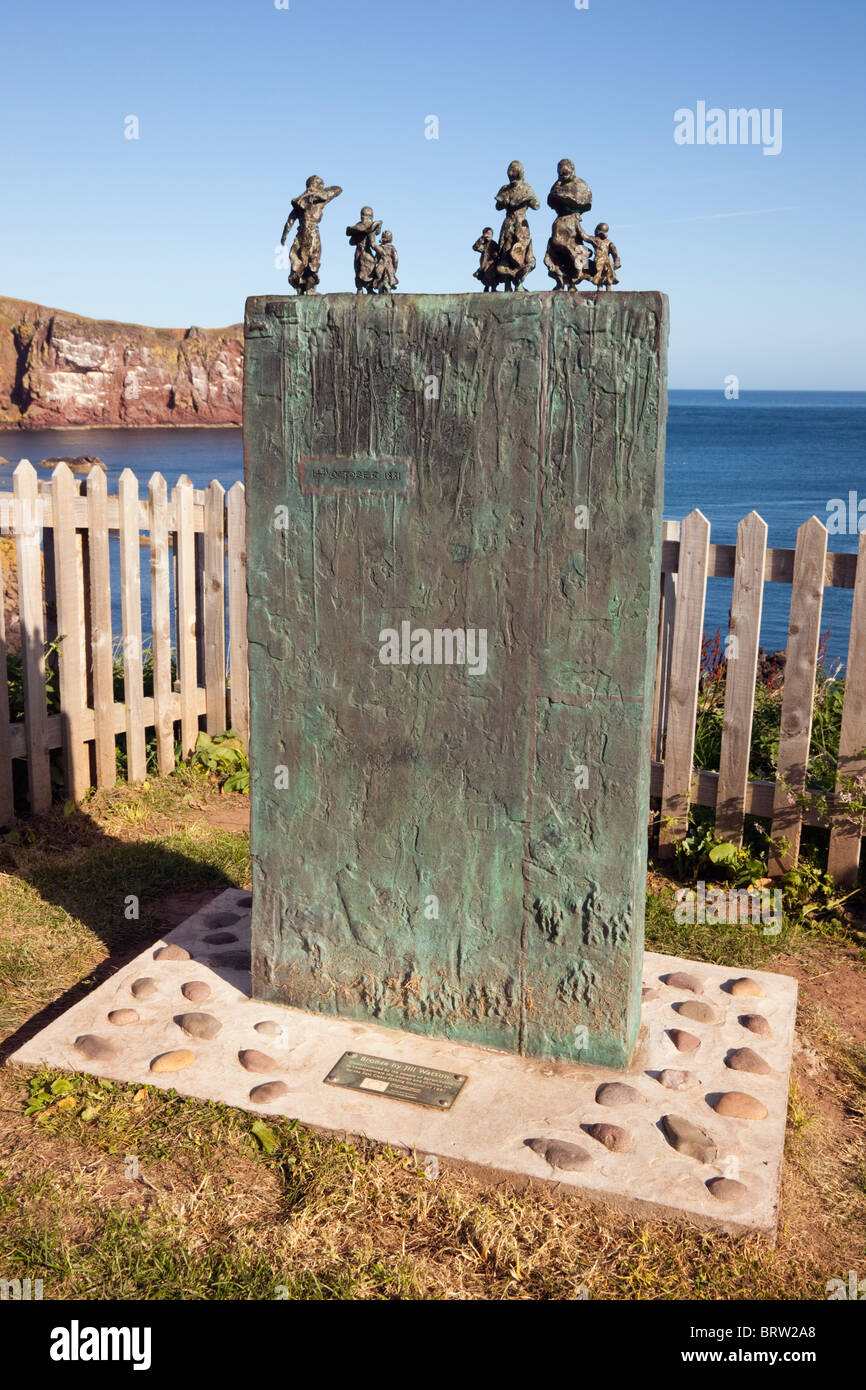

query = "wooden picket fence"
(0, 461), (248, 821)
(0, 470), (863, 886)
(652, 511), (866, 888)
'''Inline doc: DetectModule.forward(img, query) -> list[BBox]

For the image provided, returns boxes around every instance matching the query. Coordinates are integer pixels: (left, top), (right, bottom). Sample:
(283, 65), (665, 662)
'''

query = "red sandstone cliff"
(0, 296), (243, 428)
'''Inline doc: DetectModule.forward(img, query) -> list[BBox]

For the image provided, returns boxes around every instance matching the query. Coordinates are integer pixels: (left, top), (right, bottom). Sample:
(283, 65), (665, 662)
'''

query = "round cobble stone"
(726, 1047), (772, 1075)
(238, 1049), (280, 1074)
(150, 1050), (196, 1073)
(181, 981), (212, 1003)
(130, 978), (159, 1000)
(711, 1091), (768, 1120)
(584, 1123), (633, 1153)
(526, 1138), (592, 1171)
(595, 1082), (645, 1107)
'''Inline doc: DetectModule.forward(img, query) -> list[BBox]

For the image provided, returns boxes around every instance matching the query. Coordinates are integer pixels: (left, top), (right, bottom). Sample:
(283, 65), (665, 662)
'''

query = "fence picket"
(52, 464), (90, 800)
(226, 482), (249, 750)
(13, 462), (52, 812)
(148, 473), (174, 774)
(769, 517), (828, 875)
(204, 480), (227, 733)
(827, 529), (866, 886)
(652, 519), (680, 761)
(118, 470), (146, 781)
(175, 475), (198, 755)
(85, 469), (115, 788)
(0, 541), (13, 823)
(658, 509), (711, 858)
(715, 511), (768, 845)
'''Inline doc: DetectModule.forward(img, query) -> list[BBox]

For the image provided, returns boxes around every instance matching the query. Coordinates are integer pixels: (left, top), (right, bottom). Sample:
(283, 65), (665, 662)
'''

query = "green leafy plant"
(189, 730), (249, 794)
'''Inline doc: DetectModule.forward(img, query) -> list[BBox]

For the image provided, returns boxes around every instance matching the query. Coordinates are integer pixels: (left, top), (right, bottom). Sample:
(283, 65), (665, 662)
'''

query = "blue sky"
(1, 0), (864, 387)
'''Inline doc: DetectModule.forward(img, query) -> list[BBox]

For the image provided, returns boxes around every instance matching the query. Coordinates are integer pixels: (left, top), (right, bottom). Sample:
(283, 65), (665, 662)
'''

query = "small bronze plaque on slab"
(298, 456), (414, 499)
(324, 1052), (467, 1109)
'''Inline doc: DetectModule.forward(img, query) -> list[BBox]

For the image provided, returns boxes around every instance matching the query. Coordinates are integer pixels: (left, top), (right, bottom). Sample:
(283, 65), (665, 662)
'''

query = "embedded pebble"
(669, 1029), (701, 1053)
(728, 977), (765, 997)
(642, 986), (659, 1002)
(712, 1091), (768, 1120)
(182, 981), (212, 1003)
(250, 1081), (289, 1103)
(706, 1177), (748, 1201)
(130, 978), (159, 1000)
(740, 1014), (772, 1038)
(74, 1034), (115, 1060)
(661, 1113), (717, 1164)
(150, 1049), (196, 1073)
(175, 1012), (222, 1040)
(108, 1009), (139, 1027)
(254, 1020), (282, 1038)
(153, 945), (190, 962)
(663, 971), (703, 995)
(238, 1049), (280, 1074)
(237, 895), (252, 908)
(584, 1123), (633, 1154)
(675, 1000), (721, 1026)
(526, 1138), (592, 1172)
(210, 911), (242, 927)
(211, 951), (251, 971)
(726, 1047), (772, 1075)
(658, 1068), (695, 1091)
(595, 1082), (645, 1107)
(201, 932), (238, 945)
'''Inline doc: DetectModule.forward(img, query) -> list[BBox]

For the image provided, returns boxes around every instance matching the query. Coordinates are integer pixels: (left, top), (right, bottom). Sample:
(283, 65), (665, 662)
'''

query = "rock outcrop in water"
(0, 296), (243, 428)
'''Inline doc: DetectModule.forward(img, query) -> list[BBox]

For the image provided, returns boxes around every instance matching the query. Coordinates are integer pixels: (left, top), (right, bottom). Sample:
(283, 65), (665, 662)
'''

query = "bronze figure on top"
(583, 223), (621, 290)
(544, 158), (592, 291)
(280, 175), (342, 296)
(472, 227), (499, 291)
(494, 161), (540, 291)
(374, 229), (399, 293)
(346, 207), (383, 294)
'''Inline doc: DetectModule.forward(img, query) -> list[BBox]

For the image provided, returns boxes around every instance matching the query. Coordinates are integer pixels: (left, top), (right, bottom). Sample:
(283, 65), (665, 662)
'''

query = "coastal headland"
(0, 296), (242, 429)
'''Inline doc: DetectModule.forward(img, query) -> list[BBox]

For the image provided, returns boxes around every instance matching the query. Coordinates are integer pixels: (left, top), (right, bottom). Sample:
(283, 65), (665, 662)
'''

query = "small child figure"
(472, 227), (499, 291)
(373, 230), (399, 294)
(583, 222), (621, 291)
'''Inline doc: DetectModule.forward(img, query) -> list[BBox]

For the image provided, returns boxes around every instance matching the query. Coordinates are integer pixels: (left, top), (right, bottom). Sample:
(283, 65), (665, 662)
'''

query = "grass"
(0, 772), (864, 1300)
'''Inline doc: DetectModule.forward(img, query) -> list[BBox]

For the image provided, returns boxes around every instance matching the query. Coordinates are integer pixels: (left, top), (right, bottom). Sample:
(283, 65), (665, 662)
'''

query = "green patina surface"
(244, 291), (667, 1067)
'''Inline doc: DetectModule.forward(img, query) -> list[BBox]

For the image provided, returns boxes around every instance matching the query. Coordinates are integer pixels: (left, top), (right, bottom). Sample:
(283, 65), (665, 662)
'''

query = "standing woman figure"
(494, 161), (540, 291)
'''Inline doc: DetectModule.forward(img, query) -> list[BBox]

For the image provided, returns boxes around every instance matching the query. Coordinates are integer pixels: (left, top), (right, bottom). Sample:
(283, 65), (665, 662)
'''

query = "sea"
(1, 390), (864, 670)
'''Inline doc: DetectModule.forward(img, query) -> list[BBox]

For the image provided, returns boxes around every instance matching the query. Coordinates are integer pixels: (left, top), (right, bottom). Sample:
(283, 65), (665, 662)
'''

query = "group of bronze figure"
(280, 179), (398, 296)
(475, 158), (620, 293)
(280, 159), (619, 297)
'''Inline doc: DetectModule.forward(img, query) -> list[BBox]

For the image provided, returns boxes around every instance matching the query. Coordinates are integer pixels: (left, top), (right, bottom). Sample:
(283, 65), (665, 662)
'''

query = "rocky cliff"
(0, 296), (243, 428)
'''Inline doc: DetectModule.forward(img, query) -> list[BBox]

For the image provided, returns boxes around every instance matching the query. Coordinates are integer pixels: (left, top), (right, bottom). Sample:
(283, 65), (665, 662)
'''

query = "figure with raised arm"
(280, 175), (342, 296)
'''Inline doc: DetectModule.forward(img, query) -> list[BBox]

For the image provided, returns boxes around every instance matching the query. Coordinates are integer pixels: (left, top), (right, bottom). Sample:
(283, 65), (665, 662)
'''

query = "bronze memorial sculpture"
(346, 207), (383, 294)
(5, 162), (795, 1246)
(280, 175), (342, 296)
(544, 157), (593, 291)
(493, 161), (540, 291)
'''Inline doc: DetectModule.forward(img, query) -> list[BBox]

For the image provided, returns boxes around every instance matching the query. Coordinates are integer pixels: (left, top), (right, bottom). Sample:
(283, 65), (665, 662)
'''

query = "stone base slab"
(8, 889), (797, 1236)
